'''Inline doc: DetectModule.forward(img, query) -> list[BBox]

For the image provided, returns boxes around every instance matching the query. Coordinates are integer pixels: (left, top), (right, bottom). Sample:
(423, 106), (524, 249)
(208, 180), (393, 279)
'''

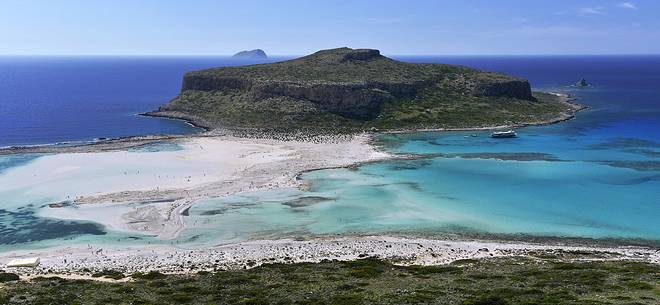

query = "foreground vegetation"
(1, 256), (658, 305)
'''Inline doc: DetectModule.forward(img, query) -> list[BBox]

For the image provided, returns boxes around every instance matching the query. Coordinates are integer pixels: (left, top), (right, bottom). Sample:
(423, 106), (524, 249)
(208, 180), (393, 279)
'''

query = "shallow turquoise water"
(1, 56), (659, 250)
(0, 154), (43, 174)
(179, 114), (659, 244)
(178, 59), (660, 244)
(180, 156), (658, 245)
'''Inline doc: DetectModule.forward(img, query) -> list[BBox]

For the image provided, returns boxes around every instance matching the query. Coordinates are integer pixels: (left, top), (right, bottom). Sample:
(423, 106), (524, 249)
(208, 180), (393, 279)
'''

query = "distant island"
(232, 49), (268, 59)
(147, 47), (582, 132)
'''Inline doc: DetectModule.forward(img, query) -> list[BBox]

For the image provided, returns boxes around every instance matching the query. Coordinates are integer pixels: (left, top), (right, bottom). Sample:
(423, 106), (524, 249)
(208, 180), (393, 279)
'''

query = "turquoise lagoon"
(179, 56), (660, 246)
(0, 56), (659, 250)
(180, 131), (660, 245)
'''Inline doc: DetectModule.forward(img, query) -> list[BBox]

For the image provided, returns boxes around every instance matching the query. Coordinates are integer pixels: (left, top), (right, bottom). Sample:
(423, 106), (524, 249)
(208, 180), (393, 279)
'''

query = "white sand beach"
(0, 133), (389, 239)
(1, 133), (659, 278)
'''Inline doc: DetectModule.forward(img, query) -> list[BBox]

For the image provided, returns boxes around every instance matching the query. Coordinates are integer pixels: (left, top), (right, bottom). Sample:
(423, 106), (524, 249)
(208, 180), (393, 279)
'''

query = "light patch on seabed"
(38, 201), (164, 234)
(0, 141), (228, 248)
(178, 168), (483, 245)
(0, 135), (384, 249)
(0, 148), (224, 209)
(177, 155), (660, 245)
(180, 188), (308, 245)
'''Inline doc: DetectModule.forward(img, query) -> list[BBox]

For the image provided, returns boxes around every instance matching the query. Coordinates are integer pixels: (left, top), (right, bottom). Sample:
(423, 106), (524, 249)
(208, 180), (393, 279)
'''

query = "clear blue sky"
(1, 0), (656, 55)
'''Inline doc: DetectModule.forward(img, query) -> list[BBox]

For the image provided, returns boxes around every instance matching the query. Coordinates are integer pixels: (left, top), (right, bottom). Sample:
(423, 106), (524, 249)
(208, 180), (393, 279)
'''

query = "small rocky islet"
(576, 77), (590, 87)
(231, 49), (268, 59)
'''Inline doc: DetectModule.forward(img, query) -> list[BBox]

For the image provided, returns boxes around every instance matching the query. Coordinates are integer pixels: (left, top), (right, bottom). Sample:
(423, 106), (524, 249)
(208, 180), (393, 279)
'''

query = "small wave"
(0, 139), (99, 150)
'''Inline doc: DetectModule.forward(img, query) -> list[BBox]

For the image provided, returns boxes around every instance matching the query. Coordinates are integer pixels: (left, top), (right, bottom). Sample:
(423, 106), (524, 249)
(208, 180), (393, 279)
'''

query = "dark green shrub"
(132, 271), (167, 280)
(625, 281), (654, 290)
(463, 295), (508, 305)
(92, 269), (125, 280)
(0, 272), (19, 282)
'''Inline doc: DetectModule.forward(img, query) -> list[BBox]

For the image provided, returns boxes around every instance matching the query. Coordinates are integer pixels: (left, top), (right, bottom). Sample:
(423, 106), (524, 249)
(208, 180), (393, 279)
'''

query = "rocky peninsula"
(146, 47), (583, 132)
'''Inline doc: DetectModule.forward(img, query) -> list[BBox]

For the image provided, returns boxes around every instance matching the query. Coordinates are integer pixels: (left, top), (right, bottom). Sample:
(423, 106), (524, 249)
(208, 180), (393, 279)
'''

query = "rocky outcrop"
(339, 49), (382, 62)
(247, 82), (394, 119)
(180, 74), (428, 119)
(473, 79), (536, 101)
(576, 78), (589, 87)
(182, 75), (253, 92)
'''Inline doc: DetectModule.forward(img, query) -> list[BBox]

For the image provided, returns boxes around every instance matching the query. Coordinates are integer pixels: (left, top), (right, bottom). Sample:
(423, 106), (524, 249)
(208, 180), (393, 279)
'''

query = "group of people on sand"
(226, 128), (357, 144)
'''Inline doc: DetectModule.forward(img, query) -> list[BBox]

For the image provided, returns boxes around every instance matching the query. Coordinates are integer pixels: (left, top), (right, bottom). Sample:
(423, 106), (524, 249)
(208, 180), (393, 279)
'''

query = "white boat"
(491, 130), (517, 138)
(7, 257), (40, 268)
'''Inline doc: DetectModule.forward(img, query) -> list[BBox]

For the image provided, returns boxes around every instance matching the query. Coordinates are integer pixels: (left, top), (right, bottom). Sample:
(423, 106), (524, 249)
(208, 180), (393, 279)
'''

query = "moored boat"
(491, 130), (517, 138)
(7, 257), (41, 268)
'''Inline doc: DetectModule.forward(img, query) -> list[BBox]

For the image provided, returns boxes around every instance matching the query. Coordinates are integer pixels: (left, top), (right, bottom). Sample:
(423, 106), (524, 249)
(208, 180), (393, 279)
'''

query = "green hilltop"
(148, 48), (581, 132)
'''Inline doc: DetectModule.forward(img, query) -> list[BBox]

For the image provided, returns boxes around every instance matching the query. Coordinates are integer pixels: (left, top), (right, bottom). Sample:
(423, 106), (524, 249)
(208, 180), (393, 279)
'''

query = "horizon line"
(1, 53), (660, 57)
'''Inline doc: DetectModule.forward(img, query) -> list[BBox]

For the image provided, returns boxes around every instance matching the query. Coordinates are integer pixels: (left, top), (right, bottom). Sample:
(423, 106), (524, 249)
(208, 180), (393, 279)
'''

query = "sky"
(0, 0), (657, 55)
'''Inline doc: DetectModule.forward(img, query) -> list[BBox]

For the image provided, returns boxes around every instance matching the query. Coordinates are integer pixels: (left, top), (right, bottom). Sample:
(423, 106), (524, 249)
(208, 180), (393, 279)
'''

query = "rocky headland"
(146, 47), (583, 132)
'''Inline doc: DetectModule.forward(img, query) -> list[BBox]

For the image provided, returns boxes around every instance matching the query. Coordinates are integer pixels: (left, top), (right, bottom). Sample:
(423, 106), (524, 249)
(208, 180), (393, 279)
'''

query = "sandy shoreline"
(0, 92), (585, 156)
(0, 133), (391, 241)
(2, 236), (658, 279)
(3, 95), (654, 279)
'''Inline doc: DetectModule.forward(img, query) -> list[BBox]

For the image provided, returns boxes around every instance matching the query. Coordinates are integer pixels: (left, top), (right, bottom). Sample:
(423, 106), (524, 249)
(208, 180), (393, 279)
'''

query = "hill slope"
(149, 48), (581, 131)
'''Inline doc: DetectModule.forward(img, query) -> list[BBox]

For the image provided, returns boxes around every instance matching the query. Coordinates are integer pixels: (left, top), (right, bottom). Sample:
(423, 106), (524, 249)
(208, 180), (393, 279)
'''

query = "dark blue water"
(0, 56), (284, 147)
(396, 55), (660, 152)
(4, 55), (657, 147)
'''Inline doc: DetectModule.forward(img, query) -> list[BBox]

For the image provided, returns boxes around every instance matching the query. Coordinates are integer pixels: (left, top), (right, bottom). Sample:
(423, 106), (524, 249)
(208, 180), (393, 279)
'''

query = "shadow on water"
(588, 137), (660, 150)
(0, 208), (106, 244)
(623, 149), (660, 158)
(387, 159), (433, 171)
(283, 196), (335, 208)
(197, 202), (261, 216)
(371, 181), (425, 192)
(596, 174), (660, 186)
(448, 152), (564, 162)
(598, 160), (660, 171)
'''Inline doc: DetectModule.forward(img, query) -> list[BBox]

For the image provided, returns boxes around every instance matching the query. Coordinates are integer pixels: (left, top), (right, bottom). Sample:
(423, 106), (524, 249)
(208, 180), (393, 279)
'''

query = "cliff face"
(178, 75), (425, 119)
(153, 48), (559, 131)
(472, 79), (535, 101)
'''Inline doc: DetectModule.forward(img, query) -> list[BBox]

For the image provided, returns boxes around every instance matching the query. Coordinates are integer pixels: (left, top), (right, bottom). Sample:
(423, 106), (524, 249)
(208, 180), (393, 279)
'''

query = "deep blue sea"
(0, 55), (658, 250)
(0, 56), (283, 147)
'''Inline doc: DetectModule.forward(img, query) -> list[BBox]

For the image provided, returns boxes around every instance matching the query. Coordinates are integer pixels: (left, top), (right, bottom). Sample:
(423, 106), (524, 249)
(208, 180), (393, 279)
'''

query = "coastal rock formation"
(576, 78), (589, 87)
(472, 78), (535, 100)
(232, 49), (267, 59)
(150, 47), (576, 131)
